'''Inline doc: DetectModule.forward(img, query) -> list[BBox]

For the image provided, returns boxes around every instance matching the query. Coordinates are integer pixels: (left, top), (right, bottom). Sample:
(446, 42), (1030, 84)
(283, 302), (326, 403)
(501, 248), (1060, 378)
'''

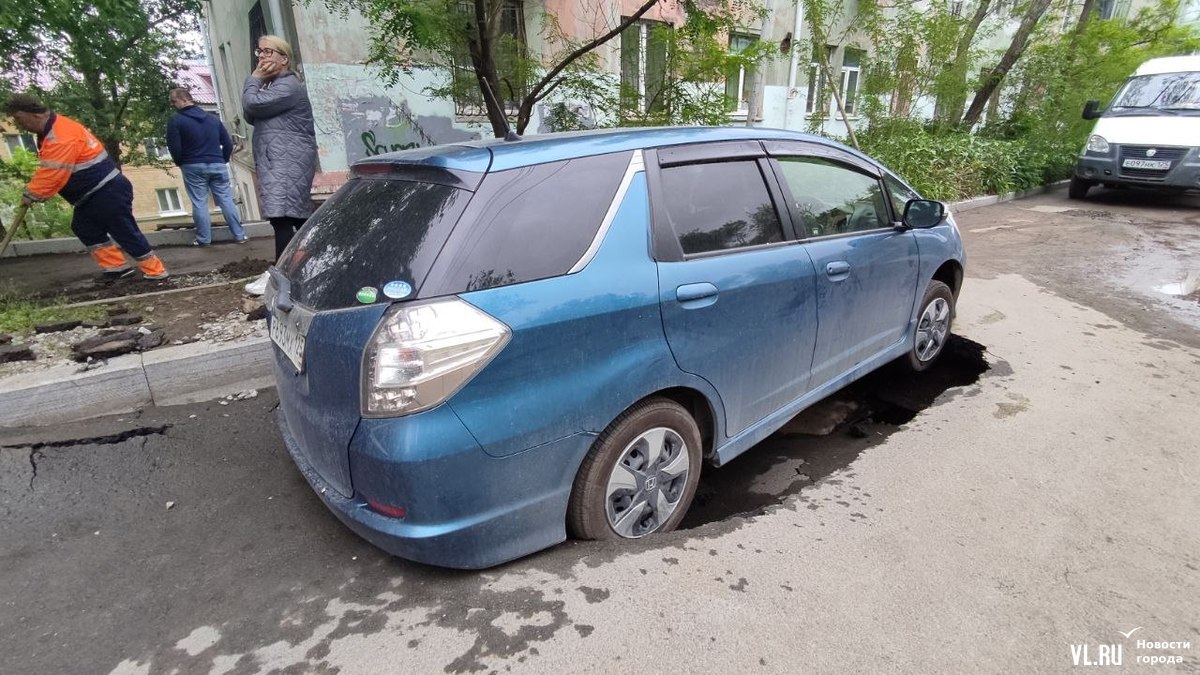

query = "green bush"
(0, 149), (74, 240)
(858, 119), (1075, 202)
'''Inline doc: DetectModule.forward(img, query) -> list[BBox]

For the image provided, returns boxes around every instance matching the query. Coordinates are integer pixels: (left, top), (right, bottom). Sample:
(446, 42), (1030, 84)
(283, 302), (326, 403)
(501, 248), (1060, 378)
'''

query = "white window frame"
(727, 34), (758, 117)
(621, 19), (671, 114)
(156, 188), (185, 216)
(840, 50), (863, 118)
(144, 138), (172, 161)
(4, 133), (36, 154)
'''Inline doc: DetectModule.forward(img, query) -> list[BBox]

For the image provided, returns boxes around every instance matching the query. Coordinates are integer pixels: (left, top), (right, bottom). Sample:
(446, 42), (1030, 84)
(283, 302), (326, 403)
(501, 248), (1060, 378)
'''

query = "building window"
(156, 188), (184, 215)
(4, 133), (36, 154)
(451, 0), (526, 117)
(143, 138), (172, 161)
(840, 48), (864, 116)
(725, 34), (758, 116)
(805, 45), (835, 115)
(620, 19), (671, 115)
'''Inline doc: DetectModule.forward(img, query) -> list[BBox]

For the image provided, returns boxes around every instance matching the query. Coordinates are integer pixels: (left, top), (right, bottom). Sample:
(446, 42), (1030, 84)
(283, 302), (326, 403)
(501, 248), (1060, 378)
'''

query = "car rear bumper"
(277, 408), (595, 569)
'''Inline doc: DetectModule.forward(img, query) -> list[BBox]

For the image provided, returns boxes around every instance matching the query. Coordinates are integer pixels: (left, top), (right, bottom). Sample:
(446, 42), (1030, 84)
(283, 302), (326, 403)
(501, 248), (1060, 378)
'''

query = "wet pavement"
(1, 187), (1198, 674)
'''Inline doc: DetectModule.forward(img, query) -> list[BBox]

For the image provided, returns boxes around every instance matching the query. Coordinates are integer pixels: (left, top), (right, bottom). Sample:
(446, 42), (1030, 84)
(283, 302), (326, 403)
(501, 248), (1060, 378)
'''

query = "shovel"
(0, 204), (31, 260)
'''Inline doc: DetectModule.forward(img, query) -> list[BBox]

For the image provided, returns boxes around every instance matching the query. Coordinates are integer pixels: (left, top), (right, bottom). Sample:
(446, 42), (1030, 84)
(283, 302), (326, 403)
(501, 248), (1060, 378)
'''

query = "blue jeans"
(181, 163), (245, 244)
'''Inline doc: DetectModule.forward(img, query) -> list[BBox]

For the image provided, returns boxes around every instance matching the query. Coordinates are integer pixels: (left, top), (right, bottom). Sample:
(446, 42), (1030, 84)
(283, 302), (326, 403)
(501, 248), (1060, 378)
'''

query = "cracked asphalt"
(1, 186), (1198, 674)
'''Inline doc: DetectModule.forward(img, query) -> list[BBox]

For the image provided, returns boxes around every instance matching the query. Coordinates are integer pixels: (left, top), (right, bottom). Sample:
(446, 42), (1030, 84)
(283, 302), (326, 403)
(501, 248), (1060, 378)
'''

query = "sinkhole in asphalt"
(679, 335), (992, 530)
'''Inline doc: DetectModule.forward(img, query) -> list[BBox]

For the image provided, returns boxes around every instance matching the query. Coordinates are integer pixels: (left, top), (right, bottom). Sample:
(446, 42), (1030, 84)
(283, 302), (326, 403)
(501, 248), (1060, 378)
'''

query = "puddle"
(679, 335), (992, 530)
(1156, 271), (1200, 297)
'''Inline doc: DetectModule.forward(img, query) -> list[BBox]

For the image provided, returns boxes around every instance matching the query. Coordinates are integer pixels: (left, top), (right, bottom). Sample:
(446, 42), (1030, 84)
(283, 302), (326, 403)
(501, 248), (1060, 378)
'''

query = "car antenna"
(480, 78), (521, 142)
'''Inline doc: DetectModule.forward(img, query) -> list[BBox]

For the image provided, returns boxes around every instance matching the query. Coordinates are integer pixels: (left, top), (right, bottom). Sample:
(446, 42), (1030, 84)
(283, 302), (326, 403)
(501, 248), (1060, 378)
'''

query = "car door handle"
(826, 261), (851, 278)
(676, 282), (719, 308)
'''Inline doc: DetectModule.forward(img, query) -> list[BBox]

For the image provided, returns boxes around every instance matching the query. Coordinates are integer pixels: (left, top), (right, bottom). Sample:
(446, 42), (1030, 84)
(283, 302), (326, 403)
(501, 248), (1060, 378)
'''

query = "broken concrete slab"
(34, 320), (83, 334)
(106, 314), (143, 327)
(71, 330), (142, 362)
(0, 344), (36, 364)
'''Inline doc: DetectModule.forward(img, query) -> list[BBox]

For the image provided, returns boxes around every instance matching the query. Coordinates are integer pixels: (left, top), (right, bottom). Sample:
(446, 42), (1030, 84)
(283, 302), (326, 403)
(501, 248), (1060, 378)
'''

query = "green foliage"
(0, 284), (103, 335)
(855, 0), (1200, 200)
(858, 118), (1076, 201)
(0, 150), (73, 240)
(0, 0), (201, 166)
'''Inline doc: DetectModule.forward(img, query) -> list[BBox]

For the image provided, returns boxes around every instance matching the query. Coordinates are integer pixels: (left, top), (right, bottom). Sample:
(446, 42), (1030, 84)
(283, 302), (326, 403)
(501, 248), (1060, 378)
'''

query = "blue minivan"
(265, 127), (965, 569)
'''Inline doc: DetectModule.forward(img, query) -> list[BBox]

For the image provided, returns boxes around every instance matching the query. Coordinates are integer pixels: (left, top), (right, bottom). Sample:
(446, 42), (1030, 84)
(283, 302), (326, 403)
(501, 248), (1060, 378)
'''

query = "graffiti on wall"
(339, 96), (479, 165)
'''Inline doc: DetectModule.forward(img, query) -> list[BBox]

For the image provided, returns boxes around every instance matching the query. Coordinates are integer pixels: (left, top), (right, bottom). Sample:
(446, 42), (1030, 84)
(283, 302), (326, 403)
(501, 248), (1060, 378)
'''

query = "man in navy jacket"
(166, 88), (246, 246)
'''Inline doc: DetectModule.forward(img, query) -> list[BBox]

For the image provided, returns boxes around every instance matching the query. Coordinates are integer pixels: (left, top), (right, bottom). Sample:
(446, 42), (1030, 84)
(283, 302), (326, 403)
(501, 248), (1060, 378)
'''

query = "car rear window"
(419, 151), (633, 296)
(278, 177), (471, 311)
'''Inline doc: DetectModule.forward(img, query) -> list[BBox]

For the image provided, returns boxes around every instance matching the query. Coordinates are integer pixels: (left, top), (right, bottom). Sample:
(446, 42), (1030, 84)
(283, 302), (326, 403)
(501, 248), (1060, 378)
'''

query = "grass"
(0, 285), (106, 335)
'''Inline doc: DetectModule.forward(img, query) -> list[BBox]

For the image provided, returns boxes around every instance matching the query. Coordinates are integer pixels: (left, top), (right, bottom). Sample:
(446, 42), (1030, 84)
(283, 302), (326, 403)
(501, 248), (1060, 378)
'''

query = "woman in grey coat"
(242, 34), (317, 295)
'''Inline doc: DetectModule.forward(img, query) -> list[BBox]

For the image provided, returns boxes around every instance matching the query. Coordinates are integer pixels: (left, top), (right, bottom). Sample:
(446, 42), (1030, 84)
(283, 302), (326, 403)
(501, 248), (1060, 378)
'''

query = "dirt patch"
(0, 282), (264, 378)
(217, 258), (271, 279)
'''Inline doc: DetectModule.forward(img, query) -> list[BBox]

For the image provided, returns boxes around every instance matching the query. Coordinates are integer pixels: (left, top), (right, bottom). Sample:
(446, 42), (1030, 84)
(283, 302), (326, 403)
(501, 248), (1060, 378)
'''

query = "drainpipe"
(783, 0), (805, 129)
(267, 0), (286, 35)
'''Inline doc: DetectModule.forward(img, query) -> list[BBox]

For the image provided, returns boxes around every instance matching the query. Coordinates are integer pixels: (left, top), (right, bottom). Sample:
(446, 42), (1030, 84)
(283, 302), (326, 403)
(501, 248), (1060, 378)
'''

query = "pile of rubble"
(0, 300), (268, 377)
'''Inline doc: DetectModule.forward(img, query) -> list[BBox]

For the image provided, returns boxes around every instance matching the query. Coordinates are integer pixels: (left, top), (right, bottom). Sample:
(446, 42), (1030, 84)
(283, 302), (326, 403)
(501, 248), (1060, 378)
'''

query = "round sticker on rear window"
(382, 280), (413, 299)
(356, 287), (378, 304)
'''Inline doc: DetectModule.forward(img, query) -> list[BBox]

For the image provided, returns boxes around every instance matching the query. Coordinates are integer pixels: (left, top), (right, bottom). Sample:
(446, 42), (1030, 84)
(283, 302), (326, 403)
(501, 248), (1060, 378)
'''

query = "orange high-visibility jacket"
(25, 113), (119, 205)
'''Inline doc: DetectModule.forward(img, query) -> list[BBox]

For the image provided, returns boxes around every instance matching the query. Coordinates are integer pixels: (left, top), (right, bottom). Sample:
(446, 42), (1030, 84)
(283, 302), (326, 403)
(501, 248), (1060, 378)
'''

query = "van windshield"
(1110, 71), (1200, 112)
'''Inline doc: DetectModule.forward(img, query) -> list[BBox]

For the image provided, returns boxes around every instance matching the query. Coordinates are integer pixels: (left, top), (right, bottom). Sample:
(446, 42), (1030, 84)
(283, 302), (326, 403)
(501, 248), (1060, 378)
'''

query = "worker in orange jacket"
(4, 93), (169, 280)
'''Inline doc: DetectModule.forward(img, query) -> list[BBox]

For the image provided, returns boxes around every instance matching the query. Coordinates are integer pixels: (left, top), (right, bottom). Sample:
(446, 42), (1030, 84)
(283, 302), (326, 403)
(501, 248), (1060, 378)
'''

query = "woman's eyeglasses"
(254, 48), (283, 57)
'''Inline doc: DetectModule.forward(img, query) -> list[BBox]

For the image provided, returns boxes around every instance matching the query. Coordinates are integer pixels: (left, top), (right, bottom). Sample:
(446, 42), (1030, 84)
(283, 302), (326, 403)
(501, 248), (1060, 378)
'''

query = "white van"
(1071, 55), (1200, 199)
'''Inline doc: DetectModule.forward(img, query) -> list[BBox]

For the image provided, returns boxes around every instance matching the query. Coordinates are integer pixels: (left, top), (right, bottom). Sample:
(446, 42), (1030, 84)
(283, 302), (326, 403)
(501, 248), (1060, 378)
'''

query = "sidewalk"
(0, 181), (1069, 430)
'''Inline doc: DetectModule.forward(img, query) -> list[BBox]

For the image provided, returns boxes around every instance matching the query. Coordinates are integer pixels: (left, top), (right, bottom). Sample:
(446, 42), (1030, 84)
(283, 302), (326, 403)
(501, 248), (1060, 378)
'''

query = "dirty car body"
(266, 127), (966, 569)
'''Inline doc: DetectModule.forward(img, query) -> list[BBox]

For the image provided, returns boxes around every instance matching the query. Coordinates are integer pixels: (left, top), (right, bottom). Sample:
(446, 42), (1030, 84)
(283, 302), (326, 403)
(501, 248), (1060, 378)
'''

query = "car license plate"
(270, 311), (305, 371)
(1122, 159), (1171, 170)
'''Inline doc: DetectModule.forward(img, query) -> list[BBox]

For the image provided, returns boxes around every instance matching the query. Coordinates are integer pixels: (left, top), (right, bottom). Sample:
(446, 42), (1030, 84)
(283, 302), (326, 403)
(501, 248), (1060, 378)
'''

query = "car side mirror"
(902, 199), (945, 229)
(1082, 100), (1102, 120)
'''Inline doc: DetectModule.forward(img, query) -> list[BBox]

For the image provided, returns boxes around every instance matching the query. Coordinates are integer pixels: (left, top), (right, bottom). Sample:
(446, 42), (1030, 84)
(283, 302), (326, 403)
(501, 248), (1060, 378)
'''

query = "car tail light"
(366, 498), (407, 519)
(361, 298), (510, 416)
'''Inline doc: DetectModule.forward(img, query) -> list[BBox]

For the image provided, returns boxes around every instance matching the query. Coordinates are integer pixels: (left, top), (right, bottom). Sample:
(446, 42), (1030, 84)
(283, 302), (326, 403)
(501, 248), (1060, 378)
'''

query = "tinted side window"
(420, 151), (632, 295)
(659, 161), (784, 255)
(884, 174), (920, 220)
(279, 178), (470, 311)
(776, 157), (889, 237)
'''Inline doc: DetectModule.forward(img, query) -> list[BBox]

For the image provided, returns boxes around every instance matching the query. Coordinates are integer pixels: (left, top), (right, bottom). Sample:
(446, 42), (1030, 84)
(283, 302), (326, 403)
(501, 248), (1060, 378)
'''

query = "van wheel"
(1068, 176), (1093, 200)
(568, 398), (702, 540)
(905, 281), (955, 372)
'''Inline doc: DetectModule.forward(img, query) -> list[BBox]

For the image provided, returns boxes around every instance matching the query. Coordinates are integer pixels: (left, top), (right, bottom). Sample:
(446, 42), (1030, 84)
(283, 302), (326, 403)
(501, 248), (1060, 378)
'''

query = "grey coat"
(242, 72), (318, 219)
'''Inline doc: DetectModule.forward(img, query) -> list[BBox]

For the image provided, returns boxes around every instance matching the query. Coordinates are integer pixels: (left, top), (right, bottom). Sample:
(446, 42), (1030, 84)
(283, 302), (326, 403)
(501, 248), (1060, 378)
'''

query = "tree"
(0, 0), (201, 167)
(960, 0), (1053, 127)
(315, 0), (765, 136)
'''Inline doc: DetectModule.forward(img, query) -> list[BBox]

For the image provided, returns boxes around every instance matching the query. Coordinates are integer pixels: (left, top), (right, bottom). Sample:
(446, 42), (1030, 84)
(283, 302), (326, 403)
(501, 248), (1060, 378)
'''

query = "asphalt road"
(2, 186), (1197, 674)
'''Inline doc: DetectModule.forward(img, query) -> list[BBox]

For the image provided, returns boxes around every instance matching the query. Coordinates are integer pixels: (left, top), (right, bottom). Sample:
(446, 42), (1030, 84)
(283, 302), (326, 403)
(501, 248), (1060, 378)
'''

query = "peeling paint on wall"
(339, 96), (479, 165)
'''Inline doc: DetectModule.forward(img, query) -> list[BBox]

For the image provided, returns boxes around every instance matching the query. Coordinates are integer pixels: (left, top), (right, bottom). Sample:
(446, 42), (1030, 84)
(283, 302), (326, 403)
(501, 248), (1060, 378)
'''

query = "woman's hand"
(252, 60), (284, 81)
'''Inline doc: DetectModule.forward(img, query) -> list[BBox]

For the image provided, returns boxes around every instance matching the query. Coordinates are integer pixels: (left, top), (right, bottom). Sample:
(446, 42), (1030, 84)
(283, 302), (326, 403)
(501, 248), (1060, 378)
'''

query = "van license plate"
(270, 312), (305, 372)
(1123, 159), (1170, 170)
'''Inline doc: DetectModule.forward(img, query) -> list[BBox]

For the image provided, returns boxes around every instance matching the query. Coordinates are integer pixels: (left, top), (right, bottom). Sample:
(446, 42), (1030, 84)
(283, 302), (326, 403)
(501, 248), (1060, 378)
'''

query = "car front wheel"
(568, 398), (702, 540)
(906, 280), (955, 372)
(1068, 176), (1093, 200)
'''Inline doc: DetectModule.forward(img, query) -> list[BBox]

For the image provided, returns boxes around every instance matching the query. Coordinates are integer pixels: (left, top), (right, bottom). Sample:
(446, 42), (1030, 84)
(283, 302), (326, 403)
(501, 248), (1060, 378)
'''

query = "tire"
(568, 398), (702, 541)
(905, 280), (955, 372)
(1068, 176), (1092, 200)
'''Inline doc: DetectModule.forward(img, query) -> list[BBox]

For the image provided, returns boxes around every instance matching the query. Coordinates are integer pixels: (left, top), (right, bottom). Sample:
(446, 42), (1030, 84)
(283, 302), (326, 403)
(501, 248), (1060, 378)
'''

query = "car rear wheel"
(1068, 176), (1093, 200)
(568, 398), (702, 541)
(905, 280), (955, 372)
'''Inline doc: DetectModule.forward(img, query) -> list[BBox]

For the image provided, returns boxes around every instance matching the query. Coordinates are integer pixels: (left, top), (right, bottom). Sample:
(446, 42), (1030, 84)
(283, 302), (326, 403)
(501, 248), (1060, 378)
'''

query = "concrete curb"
(0, 179), (1069, 429)
(0, 221), (275, 258)
(0, 336), (271, 428)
